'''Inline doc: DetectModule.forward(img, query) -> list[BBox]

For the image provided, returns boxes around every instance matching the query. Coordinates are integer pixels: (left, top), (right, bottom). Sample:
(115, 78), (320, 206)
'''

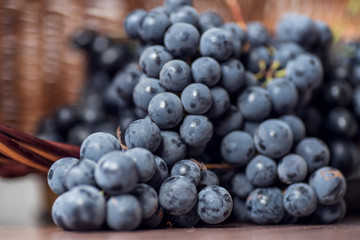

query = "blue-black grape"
(164, 0), (193, 14)
(106, 194), (142, 231)
(243, 121), (259, 136)
(206, 86), (230, 118)
(245, 155), (277, 187)
(139, 45), (173, 78)
(164, 22), (200, 58)
(279, 115), (306, 144)
(247, 21), (270, 47)
(283, 183), (317, 217)
(220, 58), (246, 93)
(254, 119), (293, 159)
(220, 130), (255, 166)
(139, 207), (164, 229)
(181, 83), (212, 114)
(131, 183), (159, 219)
(277, 154), (308, 184)
(124, 9), (147, 39)
(179, 114), (213, 147)
(167, 204), (200, 228)
(246, 187), (285, 224)
(309, 166), (346, 205)
(328, 140), (360, 177)
(200, 28), (233, 62)
(237, 86), (272, 122)
(198, 11), (223, 33)
(125, 148), (156, 182)
(233, 196), (251, 222)
(171, 159), (201, 185)
(272, 42), (304, 68)
(132, 77), (166, 111)
(325, 107), (358, 138)
(231, 172), (254, 198)
(48, 157), (79, 195)
(295, 137), (330, 173)
(148, 92), (184, 129)
(112, 68), (142, 102)
(244, 46), (271, 73)
(125, 118), (161, 152)
(147, 155), (169, 190)
(169, 6), (199, 27)
(80, 132), (120, 163)
(155, 131), (187, 167)
(199, 169), (220, 188)
(191, 56), (221, 87)
(138, 11), (170, 43)
(313, 199), (346, 224)
(159, 175), (197, 215)
(266, 78), (298, 115)
(64, 159), (97, 190)
(197, 185), (233, 224)
(214, 105), (243, 137)
(159, 59), (192, 92)
(95, 151), (139, 195)
(52, 185), (106, 231)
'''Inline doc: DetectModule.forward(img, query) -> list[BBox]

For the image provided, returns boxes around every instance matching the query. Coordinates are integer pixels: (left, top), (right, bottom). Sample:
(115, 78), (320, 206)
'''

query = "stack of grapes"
(47, 0), (356, 231)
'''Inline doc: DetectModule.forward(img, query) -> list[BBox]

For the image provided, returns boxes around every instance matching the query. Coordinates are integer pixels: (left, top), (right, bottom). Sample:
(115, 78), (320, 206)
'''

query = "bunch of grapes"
(46, 0), (357, 231)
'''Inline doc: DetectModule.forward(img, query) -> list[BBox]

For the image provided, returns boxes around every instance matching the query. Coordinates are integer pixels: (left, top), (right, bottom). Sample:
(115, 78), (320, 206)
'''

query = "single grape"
(125, 148), (156, 182)
(64, 159), (97, 190)
(309, 166), (346, 205)
(112, 69), (142, 102)
(198, 11), (223, 32)
(191, 57), (221, 87)
(246, 155), (277, 187)
(106, 194), (142, 231)
(159, 175), (197, 216)
(246, 187), (285, 224)
(283, 183), (317, 217)
(171, 159), (201, 185)
(247, 21), (270, 47)
(244, 46), (271, 73)
(155, 131), (187, 167)
(164, 22), (200, 58)
(295, 137), (330, 173)
(231, 172), (254, 198)
(148, 92), (184, 129)
(131, 183), (159, 219)
(125, 118), (161, 152)
(124, 9), (147, 39)
(95, 151), (139, 195)
(48, 157), (79, 195)
(313, 199), (346, 224)
(214, 105), (243, 137)
(139, 45), (173, 78)
(233, 196), (251, 222)
(221, 130), (255, 166)
(197, 185), (233, 224)
(159, 59), (192, 92)
(325, 107), (358, 138)
(164, 0), (193, 14)
(206, 86), (230, 118)
(80, 132), (120, 163)
(200, 28), (233, 62)
(219, 58), (246, 93)
(138, 11), (170, 43)
(199, 169), (220, 188)
(272, 42), (304, 68)
(181, 83), (212, 114)
(266, 78), (298, 115)
(132, 77), (166, 111)
(277, 154), (308, 184)
(139, 207), (164, 229)
(147, 156), (169, 190)
(169, 6), (199, 27)
(279, 115), (306, 143)
(179, 115), (213, 147)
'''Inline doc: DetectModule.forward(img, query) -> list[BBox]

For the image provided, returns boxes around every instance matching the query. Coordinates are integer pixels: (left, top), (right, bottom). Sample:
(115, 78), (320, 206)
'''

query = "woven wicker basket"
(0, 0), (359, 135)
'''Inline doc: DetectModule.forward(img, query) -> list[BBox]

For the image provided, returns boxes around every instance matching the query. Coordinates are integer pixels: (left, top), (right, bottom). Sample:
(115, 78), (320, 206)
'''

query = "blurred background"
(0, 0), (359, 226)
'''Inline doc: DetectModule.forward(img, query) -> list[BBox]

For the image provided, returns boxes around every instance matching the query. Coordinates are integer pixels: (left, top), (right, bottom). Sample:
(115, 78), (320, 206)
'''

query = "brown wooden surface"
(2, 217), (360, 240)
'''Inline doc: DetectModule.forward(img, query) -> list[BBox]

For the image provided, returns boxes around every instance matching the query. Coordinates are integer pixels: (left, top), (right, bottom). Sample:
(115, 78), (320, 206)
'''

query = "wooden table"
(2, 217), (360, 240)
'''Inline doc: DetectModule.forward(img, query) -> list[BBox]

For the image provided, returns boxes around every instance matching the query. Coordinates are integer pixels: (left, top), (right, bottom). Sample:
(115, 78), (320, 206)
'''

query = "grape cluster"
(46, 0), (358, 231)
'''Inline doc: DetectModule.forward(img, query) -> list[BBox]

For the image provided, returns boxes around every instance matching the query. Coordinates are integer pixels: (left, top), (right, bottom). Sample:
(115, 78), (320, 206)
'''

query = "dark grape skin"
(125, 118), (162, 152)
(164, 22), (200, 58)
(106, 194), (142, 231)
(309, 167), (347, 205)
(171, 159), (201, 186)
(237, 86), (272, 122)
(246, 21), (270, 48)
(181, 83), (212, 114)
(139, 45), (173, 78)
(246, 187), (285, 224)
(325, 107), (358, 139)
(146, 156), (169, 190)
(283, 183), (317, 217)
(272, 42), (304, 68)
(131, 183), (159, 219)
(254, 119), (294, 159)
(243, 121), (259, 137)
(322, 80), (353, 108)
(206, 86), (231, 118)
(277, 154), (308, 185)
(245, 155), (277, 187)
(197, 185), (233, 224)
(295, 137), (330, 173)
(191, 56), (221, 87)
(199, 169), (220, 189)
(328, 140), (359, 178)
(47, 157), (79, 195)
(313, 199), (346, 224)
(279, 115), (306, 144)
(132, 77), (166, 111)
(244, 46), (271, 73)
(266, 78), (298, 115)
(148, 92), (184, 129)
(166, 204), (200, 228)
(169, 6), (199, 27)
(124, 9), (147, 39)
(219, 58), (246, 94)
(179, 115), (213, 147)
(64, 159), (97, 190)
(125, 148), (156, 183)
(159, 175), (197, 216)
(112, 69), (142, 102)
(138, 11), (170, 43)
(139, 207), (164, 229)
(164, 0), (193, 14)
(198, 11), (223, 33)
(95, 151), (139, 195)
(232, 196), (251, 222)
(231, 172), (254, 198)
(155, 131), (187, 167)
(199, 28), (233, 62)
(220, 130), (255, 166)
(51, 185), (106, 231)
(214, 105), (243, 137)
(159, 59), (192, 92)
